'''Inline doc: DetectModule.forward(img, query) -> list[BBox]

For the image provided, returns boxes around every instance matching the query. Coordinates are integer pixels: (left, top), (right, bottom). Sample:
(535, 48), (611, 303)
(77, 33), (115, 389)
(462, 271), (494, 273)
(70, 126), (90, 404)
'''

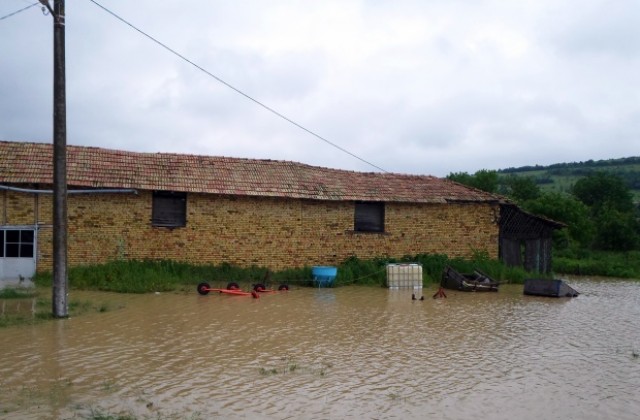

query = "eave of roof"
(0, 140), (504, 204)
(501, 203), (567, 229)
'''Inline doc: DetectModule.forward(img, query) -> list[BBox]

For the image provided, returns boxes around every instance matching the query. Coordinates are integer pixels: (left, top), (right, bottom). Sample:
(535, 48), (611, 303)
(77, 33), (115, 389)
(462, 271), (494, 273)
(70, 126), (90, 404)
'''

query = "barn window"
(152, 191), (187, 228)
(354, 202), (385, 232)
(1, 229), (34, 258)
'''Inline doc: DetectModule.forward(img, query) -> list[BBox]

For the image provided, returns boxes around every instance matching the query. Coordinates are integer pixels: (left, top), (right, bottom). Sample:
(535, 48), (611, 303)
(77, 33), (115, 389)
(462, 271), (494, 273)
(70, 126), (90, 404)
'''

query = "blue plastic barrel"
(312, 266), (338, 287)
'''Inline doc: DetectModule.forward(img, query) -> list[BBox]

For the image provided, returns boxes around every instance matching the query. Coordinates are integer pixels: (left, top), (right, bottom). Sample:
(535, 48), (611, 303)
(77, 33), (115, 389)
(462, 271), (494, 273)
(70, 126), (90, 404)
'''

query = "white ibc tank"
(386, 263), (423, 289)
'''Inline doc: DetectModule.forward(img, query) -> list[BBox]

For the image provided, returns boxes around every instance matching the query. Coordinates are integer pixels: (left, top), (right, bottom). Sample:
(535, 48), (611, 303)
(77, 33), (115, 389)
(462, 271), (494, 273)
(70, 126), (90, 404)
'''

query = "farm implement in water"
(197, 282), (289, 299)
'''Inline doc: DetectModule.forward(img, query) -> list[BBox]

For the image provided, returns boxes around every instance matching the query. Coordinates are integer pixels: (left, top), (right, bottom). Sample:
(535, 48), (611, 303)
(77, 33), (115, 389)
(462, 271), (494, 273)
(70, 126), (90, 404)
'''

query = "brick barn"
(0, 140), (504, 280)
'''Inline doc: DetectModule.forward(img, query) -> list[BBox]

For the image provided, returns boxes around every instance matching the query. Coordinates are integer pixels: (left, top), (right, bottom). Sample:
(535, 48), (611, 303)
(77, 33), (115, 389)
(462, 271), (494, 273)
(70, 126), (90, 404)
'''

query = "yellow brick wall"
(2, 190), (499, 271)
(3, 190), (38, 225)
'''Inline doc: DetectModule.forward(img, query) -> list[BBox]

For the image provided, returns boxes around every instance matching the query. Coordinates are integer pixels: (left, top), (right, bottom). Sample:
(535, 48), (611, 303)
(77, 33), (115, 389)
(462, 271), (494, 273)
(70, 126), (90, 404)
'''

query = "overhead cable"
(86, 0), (387, 173)
(0, 2), (39, 21)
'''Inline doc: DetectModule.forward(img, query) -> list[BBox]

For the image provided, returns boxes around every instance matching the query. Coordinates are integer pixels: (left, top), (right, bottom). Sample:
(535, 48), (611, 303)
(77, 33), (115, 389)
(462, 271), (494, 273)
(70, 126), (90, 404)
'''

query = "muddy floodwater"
(1, 277), (639, 419)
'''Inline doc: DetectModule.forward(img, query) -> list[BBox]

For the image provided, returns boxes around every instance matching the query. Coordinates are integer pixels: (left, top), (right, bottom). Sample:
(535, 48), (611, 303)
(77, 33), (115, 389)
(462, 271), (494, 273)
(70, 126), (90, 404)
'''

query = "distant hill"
(496, 156), (640, 202)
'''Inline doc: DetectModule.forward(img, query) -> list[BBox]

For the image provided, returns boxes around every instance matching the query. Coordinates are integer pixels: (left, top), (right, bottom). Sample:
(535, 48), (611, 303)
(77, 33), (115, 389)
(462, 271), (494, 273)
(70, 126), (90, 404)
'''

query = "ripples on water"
(1, 278), (639, 419)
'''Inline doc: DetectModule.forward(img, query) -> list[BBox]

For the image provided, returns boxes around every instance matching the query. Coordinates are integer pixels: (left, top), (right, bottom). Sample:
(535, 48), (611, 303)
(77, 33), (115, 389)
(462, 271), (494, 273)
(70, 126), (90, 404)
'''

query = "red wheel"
(197, 282), (211, 295)
(278, 284), (289, 291)
(226, 282), (240, 290)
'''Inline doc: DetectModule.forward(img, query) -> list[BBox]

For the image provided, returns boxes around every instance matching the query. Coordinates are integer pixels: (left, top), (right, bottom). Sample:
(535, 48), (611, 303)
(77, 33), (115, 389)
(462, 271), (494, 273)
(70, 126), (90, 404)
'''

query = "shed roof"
(499, 203), (566, 237)
(0, 140), (503, 204)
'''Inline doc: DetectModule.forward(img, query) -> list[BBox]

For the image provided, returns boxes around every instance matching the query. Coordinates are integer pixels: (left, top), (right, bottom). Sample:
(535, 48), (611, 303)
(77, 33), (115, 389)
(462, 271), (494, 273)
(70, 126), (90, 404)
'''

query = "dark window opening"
(21, 230), (34, 243)
(6, 244), (19, 258)
(20, 244), (34, 258)
(6, 230), (19, 242)
(354, 202), (385, 232)
(152, 191), (187, 228)
(1, 229), (35, 258)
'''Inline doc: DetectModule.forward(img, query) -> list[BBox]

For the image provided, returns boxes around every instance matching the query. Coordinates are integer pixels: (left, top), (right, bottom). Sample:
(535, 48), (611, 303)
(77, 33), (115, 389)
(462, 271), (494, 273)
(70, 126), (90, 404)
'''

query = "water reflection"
(1, 278), (639, 419)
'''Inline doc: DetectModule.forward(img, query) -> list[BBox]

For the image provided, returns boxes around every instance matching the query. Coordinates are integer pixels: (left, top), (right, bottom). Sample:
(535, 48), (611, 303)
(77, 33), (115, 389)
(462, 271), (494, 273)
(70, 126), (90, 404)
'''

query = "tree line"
(498, 156), (640, 174)
(447, 170), (640, 252)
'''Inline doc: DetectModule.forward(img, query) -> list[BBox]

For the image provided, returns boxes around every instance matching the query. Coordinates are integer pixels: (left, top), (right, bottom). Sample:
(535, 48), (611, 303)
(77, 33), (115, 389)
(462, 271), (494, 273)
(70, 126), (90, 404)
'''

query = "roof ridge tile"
(0, 140), (502, 203)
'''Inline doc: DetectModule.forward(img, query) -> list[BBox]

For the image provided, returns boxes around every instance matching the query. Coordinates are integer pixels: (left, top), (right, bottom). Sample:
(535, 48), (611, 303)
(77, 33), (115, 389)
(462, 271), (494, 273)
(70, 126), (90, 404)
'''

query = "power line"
(0, 2), (39, 21)
(86, 0), (388, 173)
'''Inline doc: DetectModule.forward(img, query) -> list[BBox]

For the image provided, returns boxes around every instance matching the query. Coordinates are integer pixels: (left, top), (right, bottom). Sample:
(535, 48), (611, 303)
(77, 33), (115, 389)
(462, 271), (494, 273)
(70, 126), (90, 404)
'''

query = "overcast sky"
(1, 0), (638, 176)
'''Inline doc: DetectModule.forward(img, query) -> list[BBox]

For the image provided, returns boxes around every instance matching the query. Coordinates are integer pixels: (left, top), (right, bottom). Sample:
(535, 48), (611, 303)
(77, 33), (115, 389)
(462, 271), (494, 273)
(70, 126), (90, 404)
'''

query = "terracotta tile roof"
(0, 140), (502, 204)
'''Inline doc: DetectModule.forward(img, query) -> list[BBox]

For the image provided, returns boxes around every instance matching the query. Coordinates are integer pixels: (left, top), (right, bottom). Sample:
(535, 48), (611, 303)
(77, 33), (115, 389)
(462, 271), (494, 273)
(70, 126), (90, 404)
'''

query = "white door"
(0, 227), (37, 281)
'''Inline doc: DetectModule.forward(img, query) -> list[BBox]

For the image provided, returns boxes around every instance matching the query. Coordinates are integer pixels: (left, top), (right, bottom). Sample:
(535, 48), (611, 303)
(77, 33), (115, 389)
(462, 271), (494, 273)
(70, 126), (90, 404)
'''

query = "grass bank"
(333, 252), (532, 286)
(32, 260), (309, 293)
(31, 253), (534, 294)
(553, 250), (640, 278)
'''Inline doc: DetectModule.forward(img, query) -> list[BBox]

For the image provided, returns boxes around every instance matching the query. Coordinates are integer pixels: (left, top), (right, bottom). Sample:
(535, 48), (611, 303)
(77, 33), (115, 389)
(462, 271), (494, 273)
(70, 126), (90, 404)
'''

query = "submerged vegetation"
(0, 288), (117, 328)
(32, 259), (308, 293)
(0, 287), (37, 299)
(0, 292), (48, 328)
(8, 251), (636, 329)
(258, 355), (332, 377)
(31, 251), (535, 294)
(333, 251), (534, 286)
(5, 252), (533, 328)
(14, 245), (639, 329)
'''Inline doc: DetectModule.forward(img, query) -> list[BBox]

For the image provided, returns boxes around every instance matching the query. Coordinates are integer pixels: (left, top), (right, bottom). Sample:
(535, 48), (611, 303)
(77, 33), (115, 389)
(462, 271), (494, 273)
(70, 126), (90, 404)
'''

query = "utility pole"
(40, 0), (68, 318)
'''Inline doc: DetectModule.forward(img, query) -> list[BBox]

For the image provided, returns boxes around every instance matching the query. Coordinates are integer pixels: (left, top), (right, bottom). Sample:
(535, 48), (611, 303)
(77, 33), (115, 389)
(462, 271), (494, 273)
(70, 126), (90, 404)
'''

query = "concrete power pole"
(41, 0), (68, 318)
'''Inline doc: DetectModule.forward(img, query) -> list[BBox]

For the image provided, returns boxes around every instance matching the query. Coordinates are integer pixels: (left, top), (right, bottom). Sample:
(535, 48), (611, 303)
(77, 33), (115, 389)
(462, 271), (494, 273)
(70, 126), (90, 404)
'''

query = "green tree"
(523, 191), (595, 249)
(500, 175), (541, 202)
(572, 172), (634, 213)
(572, 172), (639, 251)
(447, 171), (474, 186)
(447, 169), (498, 193)
(472, 169), (499, 193)
(592, 206), (639, 251)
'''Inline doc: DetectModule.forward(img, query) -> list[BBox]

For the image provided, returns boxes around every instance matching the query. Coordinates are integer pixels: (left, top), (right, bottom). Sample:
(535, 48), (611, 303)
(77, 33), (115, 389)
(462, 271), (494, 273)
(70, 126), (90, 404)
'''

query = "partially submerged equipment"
(440, 266), (499, 292)
(311, 266), (337, 287)
(197, 281), (289, 298)
(432, 287), (447, 299)
(523, 278), (579, 297)
(386, 263), (423, 289)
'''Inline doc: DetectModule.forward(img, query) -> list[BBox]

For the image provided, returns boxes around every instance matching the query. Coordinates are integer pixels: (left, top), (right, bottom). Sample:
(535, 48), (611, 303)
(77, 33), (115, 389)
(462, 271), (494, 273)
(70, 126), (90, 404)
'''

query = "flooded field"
(1, 277), (639, 419)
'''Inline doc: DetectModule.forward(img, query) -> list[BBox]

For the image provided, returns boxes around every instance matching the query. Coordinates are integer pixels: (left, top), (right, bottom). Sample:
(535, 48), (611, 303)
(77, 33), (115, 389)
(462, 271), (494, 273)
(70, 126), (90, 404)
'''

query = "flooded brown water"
(1, 277), (639, 419)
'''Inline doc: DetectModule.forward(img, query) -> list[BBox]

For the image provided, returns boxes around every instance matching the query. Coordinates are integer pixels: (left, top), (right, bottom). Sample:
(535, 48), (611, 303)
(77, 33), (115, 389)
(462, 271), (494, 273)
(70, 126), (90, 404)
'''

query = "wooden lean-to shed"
(498, 204), (565, 273)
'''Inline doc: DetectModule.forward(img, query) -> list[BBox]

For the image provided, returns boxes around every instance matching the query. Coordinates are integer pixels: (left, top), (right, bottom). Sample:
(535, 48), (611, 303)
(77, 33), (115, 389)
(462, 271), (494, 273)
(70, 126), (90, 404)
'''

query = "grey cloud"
(1, 0), (638, 178)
